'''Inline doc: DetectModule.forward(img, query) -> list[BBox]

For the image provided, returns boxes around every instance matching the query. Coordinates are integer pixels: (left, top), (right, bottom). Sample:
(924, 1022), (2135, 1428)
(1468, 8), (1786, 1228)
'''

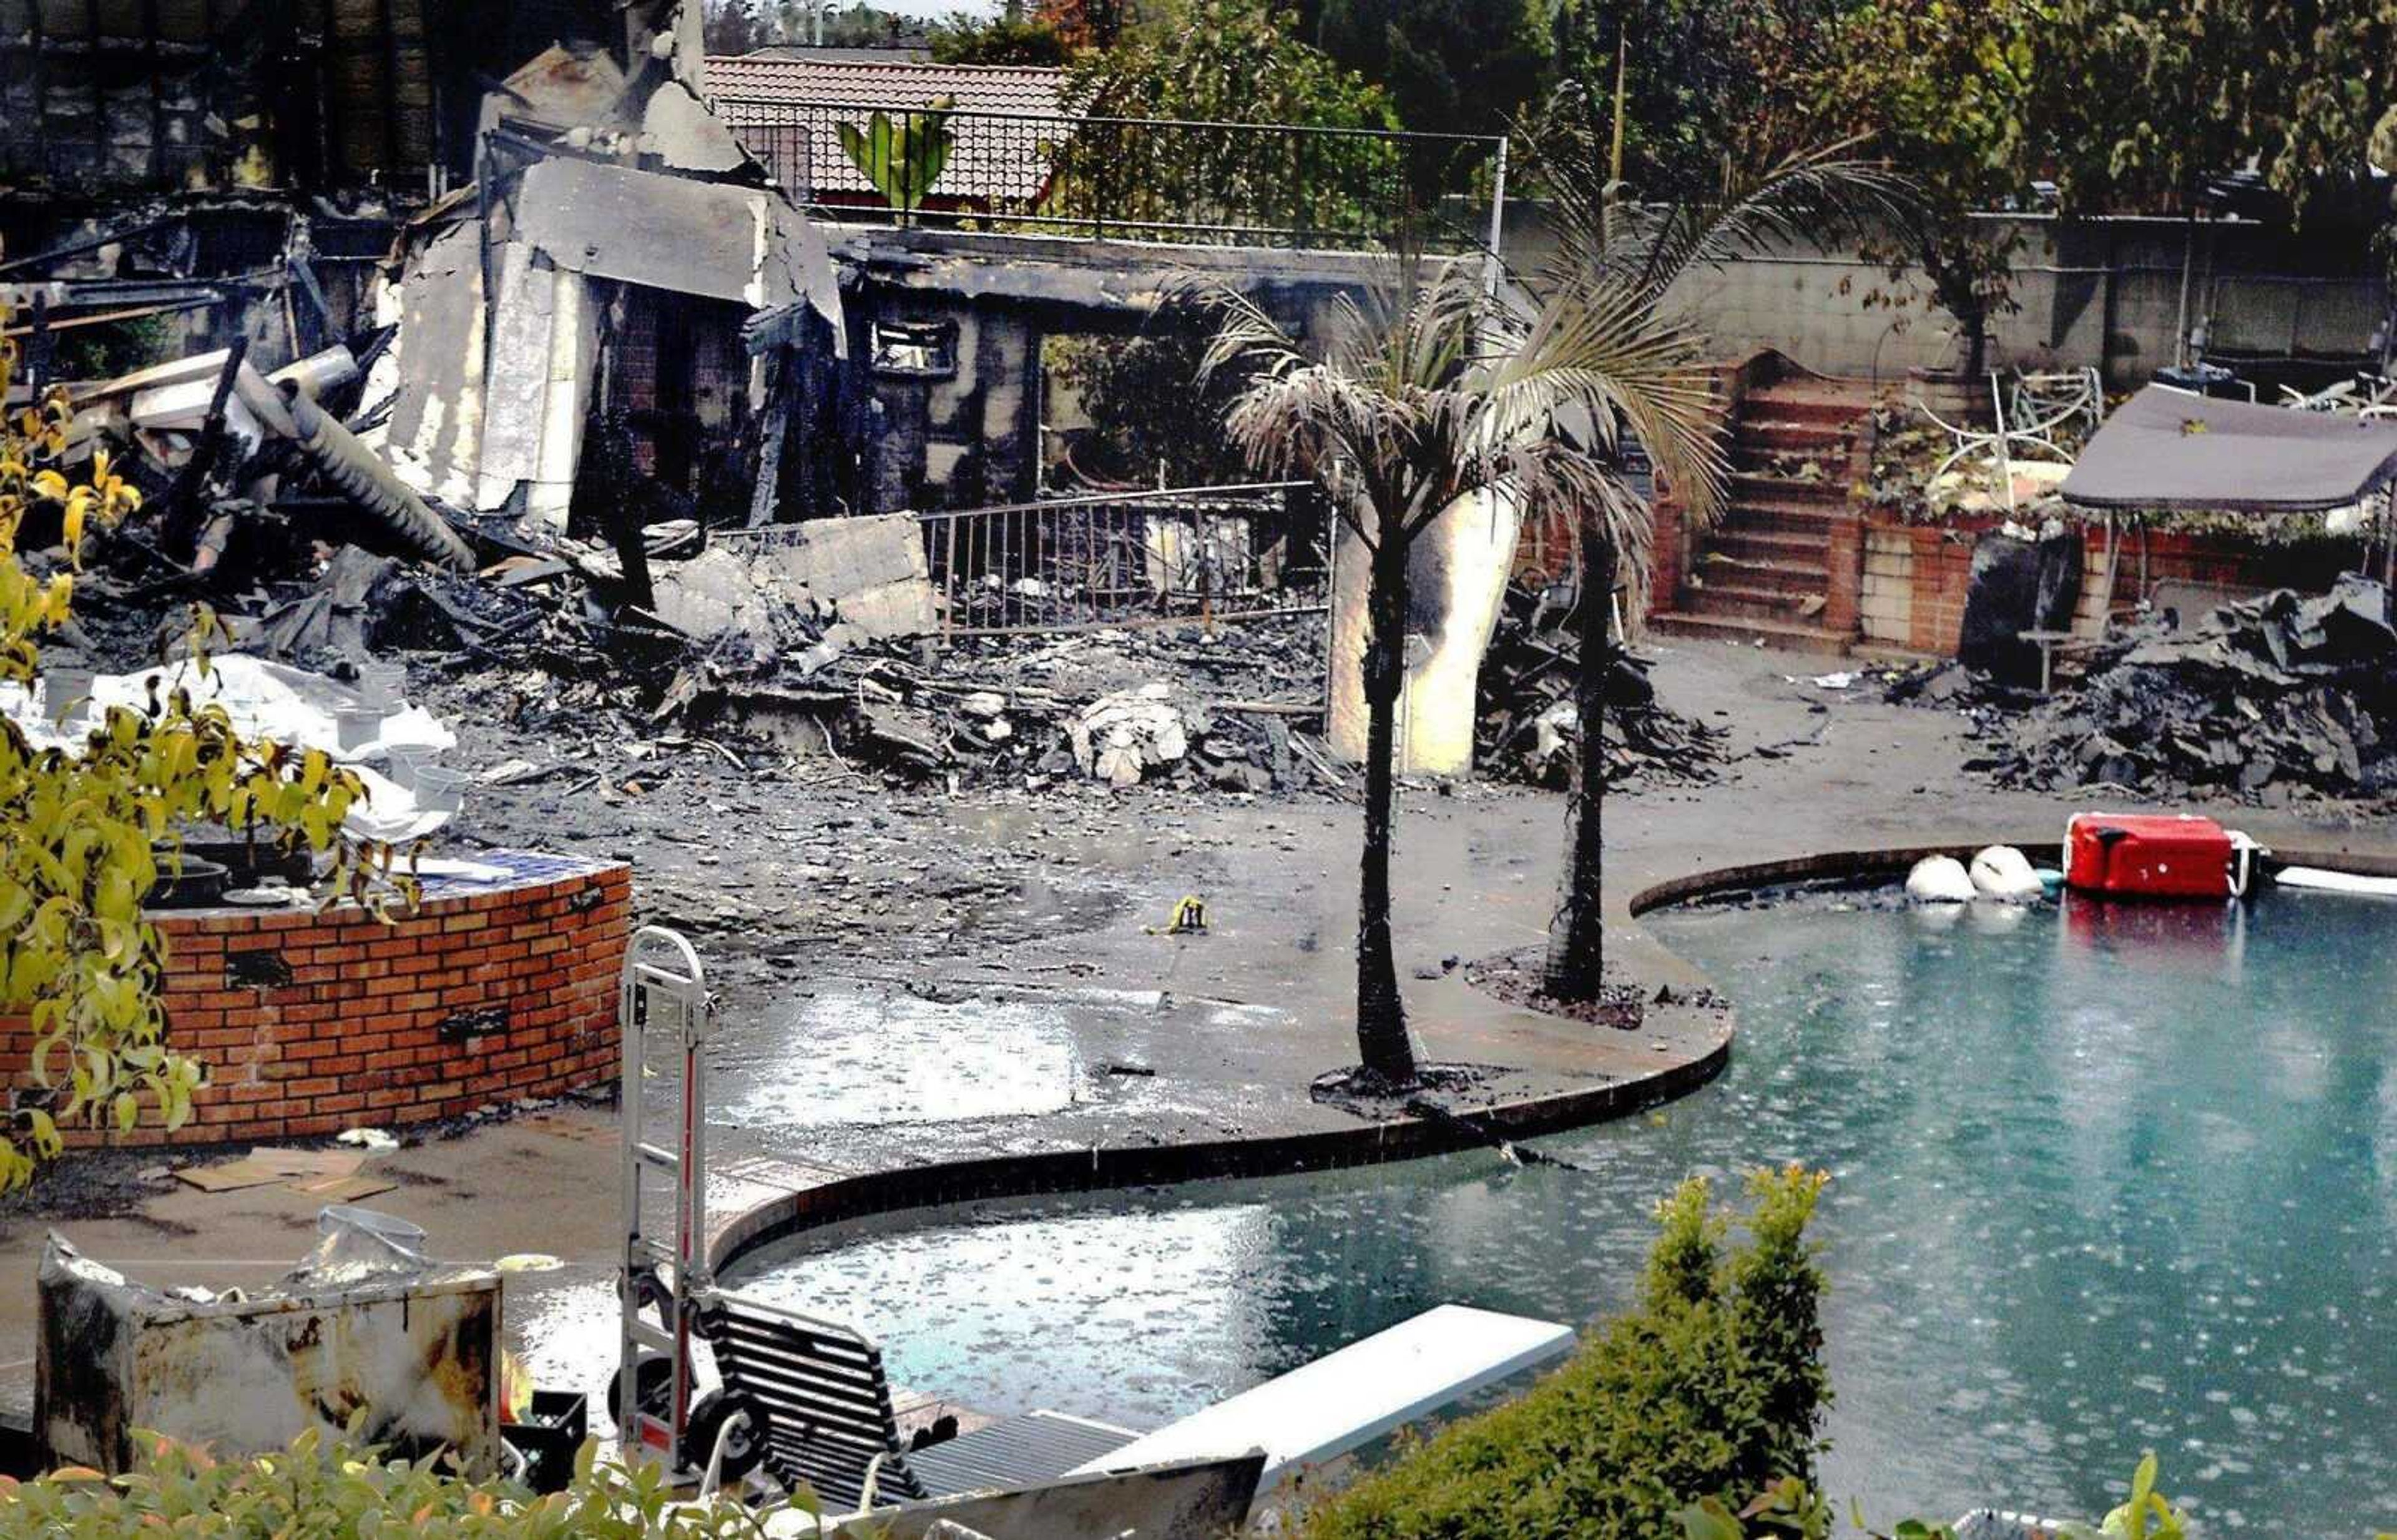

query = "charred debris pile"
(1476, 582), (1729, 789)
(1894, 575), (2397, 803)
(7, 5), (1723, 802)
(42, 479), (1353, 795)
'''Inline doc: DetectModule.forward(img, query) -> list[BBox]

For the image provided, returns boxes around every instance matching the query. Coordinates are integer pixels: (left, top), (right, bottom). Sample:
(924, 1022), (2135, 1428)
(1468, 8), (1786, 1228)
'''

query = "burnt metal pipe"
(285, 388), (476, 571)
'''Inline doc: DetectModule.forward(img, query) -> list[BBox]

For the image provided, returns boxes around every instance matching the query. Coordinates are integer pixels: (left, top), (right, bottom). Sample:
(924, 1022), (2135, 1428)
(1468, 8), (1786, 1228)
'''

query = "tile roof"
(704, 56), (1076, 207)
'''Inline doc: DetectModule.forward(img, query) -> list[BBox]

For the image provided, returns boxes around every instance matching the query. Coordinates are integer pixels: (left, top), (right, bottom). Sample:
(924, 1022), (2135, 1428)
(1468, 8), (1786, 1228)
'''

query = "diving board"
(1066, 1303), (1574, 1486)
(2277, 865), (2397, 898)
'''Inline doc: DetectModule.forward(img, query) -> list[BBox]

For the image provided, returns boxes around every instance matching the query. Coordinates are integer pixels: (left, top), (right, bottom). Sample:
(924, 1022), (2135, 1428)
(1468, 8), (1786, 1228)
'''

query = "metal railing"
(710, 97), (1505, 253)
(919, 481), (1331, 635)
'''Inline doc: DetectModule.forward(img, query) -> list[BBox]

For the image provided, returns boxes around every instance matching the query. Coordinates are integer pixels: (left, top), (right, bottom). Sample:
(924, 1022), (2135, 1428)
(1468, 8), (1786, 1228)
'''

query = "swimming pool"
(725, 885), (2397, 1532)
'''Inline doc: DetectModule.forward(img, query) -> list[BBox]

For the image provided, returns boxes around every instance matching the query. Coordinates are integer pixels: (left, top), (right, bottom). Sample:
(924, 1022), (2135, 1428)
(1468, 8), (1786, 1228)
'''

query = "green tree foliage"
(1066, 0), (1395, 129)
(702, 0), (768, 54)
(0, 1426), (788, 1536)
(0, 300), (405, 1188)
(1056, 0), (1401, 242)
(929, 13), (1072, 66)
(1297, 0), (1549, 140)
(1036, 0), (1132, 49)
(1803, 0), (2039, 380)
(1047, 328), (1258, 488)
(1298, 1167), (1831, 1538)
(2026, 0), (2397, 215)
(1537, 0), (1836, 200)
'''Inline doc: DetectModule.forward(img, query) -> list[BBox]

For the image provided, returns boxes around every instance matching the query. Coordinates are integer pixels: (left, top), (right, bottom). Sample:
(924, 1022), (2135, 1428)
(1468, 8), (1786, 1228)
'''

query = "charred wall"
(0, 0), (660, 195)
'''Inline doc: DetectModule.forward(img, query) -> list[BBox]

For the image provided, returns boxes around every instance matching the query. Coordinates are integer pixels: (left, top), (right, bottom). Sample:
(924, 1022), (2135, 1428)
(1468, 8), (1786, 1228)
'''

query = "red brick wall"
(0, 861), (630, 1148)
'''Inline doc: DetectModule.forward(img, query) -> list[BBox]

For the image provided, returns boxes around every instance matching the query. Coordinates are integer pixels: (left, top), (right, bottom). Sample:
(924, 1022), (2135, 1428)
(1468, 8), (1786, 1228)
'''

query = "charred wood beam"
(162, 337), (248, 556)
(747, 355), (792, 528)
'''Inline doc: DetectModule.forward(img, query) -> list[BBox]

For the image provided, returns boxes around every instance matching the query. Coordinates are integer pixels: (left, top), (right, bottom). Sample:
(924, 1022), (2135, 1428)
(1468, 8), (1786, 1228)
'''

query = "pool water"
(726, 886), (2397, 1533)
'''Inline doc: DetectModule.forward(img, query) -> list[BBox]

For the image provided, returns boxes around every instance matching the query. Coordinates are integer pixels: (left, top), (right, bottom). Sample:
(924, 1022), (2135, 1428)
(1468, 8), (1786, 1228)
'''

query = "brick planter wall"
(0, 851), (630, 1148)
(1859, 511), (2367, 657)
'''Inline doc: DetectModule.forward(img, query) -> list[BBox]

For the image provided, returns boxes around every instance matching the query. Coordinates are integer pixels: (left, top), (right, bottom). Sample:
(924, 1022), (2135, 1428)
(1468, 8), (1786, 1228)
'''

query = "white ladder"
(616, 926), (715, 1478)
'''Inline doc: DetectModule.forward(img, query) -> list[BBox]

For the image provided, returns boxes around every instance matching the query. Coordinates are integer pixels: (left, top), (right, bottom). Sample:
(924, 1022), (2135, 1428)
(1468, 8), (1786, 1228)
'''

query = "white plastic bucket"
(335, 705), (385, 752)
(412, 765), (468, 815)
(355, 662), (407, 712)
(385, 743), (435, 790)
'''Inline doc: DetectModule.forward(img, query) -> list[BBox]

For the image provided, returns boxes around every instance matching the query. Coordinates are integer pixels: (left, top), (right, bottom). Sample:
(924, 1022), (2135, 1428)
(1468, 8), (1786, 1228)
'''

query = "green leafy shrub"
(1679, 1451), (2194, 1540)
(1298, 1165), (1831, 1540)
(2, 296), (408, 1185)
(0, 1427), (799, 1538)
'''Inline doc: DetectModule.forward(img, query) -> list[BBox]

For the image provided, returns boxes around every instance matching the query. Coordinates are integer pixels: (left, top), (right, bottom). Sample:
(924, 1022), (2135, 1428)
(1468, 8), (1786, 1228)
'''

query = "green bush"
(0, 1426), (800, 1538)
(1300, 1165), (1831, 1540)
(1679, 1451), (2193, 1540)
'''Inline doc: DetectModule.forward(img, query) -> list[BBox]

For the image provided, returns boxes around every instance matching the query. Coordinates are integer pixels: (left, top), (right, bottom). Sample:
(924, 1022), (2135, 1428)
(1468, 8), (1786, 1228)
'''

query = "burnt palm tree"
(1204, 258), (1722, 1089)
(1535, 127), (1911, 1002)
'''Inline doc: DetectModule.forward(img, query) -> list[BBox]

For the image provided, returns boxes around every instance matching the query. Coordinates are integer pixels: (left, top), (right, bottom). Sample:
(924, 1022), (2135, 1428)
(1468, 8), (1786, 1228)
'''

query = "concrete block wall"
(1859, 526), (1917, 645)
(1498, 204), (2390, 390)
(0, 855), (630, 1148)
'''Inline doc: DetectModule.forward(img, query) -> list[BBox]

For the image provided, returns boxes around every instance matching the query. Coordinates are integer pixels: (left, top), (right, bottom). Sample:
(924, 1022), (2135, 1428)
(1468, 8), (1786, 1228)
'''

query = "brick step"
(1715, 499), (1837, 537)
(1733, 437), (1850, 473)
(1676, 579), (1827, 622)
(1689, 552), (1825, 596)
(1728, 469), (1846, 506)
(1735, 419), (1853, 455)
(1649, 610), (1855, 655)
(1742, 388), (1873, 429)
(1707, 522), (1831, 556)
(1704, 527), (1832, 567)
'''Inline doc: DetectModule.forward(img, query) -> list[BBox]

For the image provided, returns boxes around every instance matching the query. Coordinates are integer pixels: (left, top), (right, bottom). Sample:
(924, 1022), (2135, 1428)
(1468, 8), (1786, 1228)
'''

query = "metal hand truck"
(611, 926), (753, 1483)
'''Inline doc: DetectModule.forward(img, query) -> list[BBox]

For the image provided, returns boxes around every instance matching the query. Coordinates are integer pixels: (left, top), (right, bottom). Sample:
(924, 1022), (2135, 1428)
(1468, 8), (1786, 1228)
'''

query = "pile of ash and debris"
(1475, 582), (1730, 788)
(1898, 574), (2397, 803)
(679, 611), (1346, 794)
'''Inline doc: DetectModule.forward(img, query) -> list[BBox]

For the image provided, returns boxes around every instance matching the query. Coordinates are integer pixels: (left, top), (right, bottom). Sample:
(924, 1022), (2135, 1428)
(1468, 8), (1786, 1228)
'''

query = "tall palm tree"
(1204, 257), (1720, 1089)
(1534, 125), (1912, 1002)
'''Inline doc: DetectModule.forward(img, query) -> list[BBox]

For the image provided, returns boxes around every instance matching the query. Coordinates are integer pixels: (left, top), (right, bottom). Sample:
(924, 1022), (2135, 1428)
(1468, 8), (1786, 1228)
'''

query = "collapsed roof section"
(2061, 385), (2397, 514)
(368, 21), (845, 529)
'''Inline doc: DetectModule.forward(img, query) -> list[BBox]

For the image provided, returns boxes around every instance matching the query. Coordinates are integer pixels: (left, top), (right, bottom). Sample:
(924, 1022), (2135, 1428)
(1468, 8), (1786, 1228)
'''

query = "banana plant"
(838, 98), (956, 212)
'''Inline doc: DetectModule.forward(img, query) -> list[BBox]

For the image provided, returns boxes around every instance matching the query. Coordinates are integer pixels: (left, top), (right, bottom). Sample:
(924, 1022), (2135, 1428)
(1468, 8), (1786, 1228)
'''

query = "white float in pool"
(1906, 856), (1976, 904)
(1969, 846), (2045, 903)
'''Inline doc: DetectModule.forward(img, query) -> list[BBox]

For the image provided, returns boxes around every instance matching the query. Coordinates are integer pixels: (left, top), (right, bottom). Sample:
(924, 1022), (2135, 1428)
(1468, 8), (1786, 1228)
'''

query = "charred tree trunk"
(1355, 527), (1418, 1088)
(1959, 302), (1990, 383)
(1544, 528), (1618, 1001)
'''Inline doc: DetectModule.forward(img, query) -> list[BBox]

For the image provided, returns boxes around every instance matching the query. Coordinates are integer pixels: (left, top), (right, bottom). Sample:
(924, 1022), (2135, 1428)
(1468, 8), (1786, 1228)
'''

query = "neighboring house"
(703, 56), (1076, 215)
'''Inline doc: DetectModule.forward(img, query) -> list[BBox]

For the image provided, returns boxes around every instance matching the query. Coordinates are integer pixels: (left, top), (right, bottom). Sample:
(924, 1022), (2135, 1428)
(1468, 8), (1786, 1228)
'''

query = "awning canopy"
(2059, 385), (2397, 513)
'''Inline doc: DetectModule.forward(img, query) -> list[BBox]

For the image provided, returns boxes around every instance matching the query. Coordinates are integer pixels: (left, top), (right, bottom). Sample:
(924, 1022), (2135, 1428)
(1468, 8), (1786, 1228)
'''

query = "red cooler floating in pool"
(2065, 812), (2252, 900)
